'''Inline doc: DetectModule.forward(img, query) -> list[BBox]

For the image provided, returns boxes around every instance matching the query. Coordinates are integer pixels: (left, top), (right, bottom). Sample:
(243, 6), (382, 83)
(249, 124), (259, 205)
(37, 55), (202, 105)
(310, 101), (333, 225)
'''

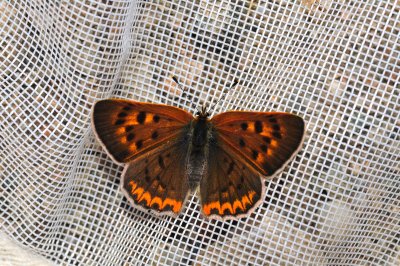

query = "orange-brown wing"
(92, 99), (192, 163)
(210, 112), (305, 177)
(200, 141), (264, 220)
(121, 134), (190, 216)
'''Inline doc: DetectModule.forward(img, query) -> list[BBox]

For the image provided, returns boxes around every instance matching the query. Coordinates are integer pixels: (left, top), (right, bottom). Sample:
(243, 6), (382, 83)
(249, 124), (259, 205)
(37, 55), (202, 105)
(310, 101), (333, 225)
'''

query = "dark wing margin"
(92, 99), (193, 163)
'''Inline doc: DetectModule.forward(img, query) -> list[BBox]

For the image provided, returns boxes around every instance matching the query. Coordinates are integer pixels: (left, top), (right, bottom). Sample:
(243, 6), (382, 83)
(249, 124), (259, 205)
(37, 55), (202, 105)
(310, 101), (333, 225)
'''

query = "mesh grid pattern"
(1, 0), (399, 265)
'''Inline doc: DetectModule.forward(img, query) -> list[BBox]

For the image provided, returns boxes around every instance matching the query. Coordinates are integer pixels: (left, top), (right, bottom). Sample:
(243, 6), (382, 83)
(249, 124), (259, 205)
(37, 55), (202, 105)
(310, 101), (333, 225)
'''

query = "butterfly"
(92, 95), (305, 220)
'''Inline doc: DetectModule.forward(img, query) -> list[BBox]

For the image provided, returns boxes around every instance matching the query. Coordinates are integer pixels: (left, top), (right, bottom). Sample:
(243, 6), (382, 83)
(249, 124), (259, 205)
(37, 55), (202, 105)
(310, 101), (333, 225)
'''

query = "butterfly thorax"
(192, 117), (209, 147)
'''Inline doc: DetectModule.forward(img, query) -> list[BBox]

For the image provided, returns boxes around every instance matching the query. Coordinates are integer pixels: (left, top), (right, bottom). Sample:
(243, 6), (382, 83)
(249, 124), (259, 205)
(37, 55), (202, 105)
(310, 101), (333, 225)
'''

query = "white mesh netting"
(1, 0), (399, 265)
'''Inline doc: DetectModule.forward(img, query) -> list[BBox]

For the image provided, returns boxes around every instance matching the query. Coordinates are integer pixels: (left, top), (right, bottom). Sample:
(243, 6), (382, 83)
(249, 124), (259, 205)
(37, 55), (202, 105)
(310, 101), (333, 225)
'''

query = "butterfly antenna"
(208, 80), (239, 113)
(172, 76), (192, 109)
(172, 76), (186, 93)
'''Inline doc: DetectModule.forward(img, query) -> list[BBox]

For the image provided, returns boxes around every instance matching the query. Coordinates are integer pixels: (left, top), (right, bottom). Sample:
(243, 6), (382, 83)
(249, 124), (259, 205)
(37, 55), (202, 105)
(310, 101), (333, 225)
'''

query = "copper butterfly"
(92, 81), (305, 220)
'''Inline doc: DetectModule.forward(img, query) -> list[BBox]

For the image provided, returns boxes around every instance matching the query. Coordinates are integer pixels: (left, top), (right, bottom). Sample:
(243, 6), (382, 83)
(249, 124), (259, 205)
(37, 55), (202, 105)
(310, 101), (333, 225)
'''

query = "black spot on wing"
(123, 106), (131, 111)
(241, 123), (248, 131)
(127, 133), (135, 141)
(137, 112), (146, 124)
(152, 131), (158, 139)
(223, 209), (231, 215)
(252, 150), (259, 159)
(209, 209), (219, 215)
(254, 121), (263, 133)
(136, 140), (143, 149)
(162, 205), (172, 212)
(151, 202), (160, 209)
(131, 193), (138, 200)
(233, 207), (244, 215)
(239, 138), (246, 147)
(115, 119), (125, 125)
(125, 125), (134, 132)
(260, 145), (268, 153)
(272, 132), (282, 139)
(118, 112), (127, 118)
(153, 115), (160, 123)
(273, 124), (280, 131)
(263, 136), (271, 144)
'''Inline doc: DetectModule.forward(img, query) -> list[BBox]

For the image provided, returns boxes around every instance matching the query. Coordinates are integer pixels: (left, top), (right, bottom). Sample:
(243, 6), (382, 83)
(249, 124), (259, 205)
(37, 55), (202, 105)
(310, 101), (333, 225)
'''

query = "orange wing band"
(202, 191), (257, 216)
(128, 181), (182, 213)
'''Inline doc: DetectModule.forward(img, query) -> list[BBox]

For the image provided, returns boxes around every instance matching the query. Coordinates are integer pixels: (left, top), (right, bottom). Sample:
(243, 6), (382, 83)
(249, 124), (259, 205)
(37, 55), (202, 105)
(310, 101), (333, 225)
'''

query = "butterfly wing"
(92, 99), (192, 163)
(121, 135), (190, 216)
(200, 141), (264, 219)
(92, 99), (193, 216)
(199, 111), (304, 219)
(210, 111), (305, 177)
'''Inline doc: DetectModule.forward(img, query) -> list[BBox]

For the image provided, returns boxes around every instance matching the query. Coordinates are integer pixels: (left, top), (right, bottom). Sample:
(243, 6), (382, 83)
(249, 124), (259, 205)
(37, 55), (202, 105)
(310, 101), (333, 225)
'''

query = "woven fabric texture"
(0, 0), (399, 265)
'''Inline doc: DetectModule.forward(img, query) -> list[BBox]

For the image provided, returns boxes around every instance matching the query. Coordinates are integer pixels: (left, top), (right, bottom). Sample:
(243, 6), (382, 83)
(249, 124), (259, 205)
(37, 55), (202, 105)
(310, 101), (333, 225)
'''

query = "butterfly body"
(92, 99), (305, 220)
(186, 110), (212, 189)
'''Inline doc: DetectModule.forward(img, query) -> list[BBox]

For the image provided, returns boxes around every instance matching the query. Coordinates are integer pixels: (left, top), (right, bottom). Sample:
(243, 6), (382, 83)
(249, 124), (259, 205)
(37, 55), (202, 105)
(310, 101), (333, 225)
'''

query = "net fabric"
(0, 0), (399, 265)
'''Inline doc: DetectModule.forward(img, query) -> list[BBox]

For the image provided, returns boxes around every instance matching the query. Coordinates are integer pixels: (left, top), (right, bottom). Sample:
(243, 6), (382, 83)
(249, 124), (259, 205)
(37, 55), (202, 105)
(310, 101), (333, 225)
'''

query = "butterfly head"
(195, 105), (211, 120)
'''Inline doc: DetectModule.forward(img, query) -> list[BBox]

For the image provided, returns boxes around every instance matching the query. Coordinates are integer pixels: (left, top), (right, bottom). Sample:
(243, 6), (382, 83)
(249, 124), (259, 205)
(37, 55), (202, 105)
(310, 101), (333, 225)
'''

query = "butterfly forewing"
(92, 99), (192, 163)
(211, 112), (305, 177)
(200, 141), (264, 219)
(122, 135), (190, 216)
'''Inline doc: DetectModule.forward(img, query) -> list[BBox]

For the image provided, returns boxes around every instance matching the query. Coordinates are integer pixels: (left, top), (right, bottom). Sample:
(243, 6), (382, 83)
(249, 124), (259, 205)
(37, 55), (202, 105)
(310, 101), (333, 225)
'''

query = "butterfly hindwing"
(210, 111), (305, 177)
(200, 140), (264, 219)
(92, 99), (192, 163)
(121, 134), (190, 216)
